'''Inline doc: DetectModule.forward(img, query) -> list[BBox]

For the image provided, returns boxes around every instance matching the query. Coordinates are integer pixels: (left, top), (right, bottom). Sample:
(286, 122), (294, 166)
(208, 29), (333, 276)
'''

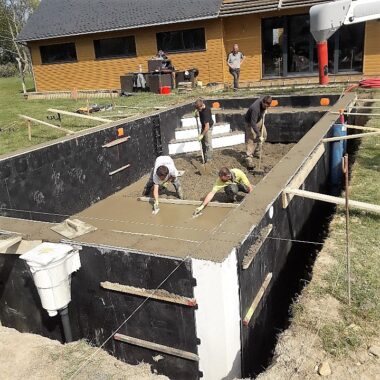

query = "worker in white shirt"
(142, 155), (184, 213)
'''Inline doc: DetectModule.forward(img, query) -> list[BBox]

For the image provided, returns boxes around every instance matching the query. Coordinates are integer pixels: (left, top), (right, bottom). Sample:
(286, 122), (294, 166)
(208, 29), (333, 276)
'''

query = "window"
(262, 15), (365, 77)
(156, 28), (206, 53)
(40, 43), (77, 64)
(94, 36), (136, 59)
(337, 23), (365, 72)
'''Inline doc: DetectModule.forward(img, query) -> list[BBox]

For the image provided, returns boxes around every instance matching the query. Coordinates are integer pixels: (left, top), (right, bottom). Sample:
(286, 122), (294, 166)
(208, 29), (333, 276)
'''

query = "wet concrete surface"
(0, 143), (293, 259)
(0, 94), (356, 262)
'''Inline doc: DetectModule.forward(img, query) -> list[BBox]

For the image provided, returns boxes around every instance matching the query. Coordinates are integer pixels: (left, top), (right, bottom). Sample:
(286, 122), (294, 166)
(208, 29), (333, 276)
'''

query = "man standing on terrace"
(227, 43), (245, 90)
(244, 95), (272, 169)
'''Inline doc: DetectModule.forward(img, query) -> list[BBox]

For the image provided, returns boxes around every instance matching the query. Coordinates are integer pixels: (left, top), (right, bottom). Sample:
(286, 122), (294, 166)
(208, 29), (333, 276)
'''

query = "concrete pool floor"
(0, 141), (295, 260)
(0, 177), (238, 259)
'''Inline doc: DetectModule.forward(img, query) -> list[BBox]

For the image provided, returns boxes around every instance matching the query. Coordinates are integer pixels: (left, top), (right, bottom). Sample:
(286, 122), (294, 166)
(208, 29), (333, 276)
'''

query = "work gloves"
(198, 134), (204, 141)
(152, 200), (160, 214)
(193, 204), (205, 216)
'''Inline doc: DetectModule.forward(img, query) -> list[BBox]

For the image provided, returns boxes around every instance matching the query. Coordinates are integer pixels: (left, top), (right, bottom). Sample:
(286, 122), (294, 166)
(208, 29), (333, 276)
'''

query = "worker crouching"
(193, 167), (253, 216)
(143, 155), (184, 214)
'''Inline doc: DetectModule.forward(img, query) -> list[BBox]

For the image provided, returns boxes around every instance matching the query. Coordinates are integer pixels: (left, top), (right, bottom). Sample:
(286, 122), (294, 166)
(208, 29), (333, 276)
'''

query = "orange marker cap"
(320, 98), (330, 106)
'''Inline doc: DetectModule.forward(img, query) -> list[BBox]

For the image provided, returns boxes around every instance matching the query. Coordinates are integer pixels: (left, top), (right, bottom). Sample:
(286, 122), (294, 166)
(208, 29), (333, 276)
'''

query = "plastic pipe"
(330, 123), (346, 195)
(59, 307), (73, 343)
(317, 41), (329, 85)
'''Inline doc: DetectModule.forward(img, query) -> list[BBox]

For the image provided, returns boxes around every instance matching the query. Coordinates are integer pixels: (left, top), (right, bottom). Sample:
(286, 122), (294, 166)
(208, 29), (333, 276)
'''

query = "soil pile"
(0, 326), (168, 380)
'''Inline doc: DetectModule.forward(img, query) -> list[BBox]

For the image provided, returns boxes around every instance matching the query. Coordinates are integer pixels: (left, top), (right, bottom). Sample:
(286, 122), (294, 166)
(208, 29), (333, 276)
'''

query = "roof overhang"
(219, 0), (331, 18)
(17, 14), (219, 43)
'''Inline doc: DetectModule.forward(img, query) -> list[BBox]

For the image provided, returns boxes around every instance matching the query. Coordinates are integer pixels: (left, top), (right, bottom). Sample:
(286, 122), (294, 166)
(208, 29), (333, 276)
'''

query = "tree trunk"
(16, 57), (27, 94)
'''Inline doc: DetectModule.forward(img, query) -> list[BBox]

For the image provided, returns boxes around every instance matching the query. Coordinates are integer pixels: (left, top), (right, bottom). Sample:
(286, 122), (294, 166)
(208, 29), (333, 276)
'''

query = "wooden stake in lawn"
(110, 90), (115, 109)
(343, 153), (351, 306)
(19, 115), (75, 136)
(27, 119), (31, 141)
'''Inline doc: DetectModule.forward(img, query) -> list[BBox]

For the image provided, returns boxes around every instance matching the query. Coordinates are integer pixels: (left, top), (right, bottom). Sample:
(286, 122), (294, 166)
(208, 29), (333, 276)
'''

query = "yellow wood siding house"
(17, 0), (380, 92)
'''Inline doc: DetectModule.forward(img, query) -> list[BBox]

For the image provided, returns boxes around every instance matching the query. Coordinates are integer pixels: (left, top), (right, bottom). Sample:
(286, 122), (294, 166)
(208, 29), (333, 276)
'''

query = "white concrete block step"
(168, 131), (245, 155)
(175, 123), (231, 140)
(181, 114), (216, 128)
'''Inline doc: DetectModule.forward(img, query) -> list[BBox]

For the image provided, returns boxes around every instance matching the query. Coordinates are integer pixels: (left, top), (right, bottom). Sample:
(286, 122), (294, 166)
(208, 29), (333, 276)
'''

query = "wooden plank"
(242, 224), (273, 270)
(284, 188), (380, 214)
(102, 114), (134, 119)
(243, 273), (272, 326)
(109, 164), (130, 176)
(331, 111), (380, 116)
(3, 240), (42, 255)
(47, 108), (110, 123)
(322, 131), (380, 142)
(137, 196), (238, 208)
(114, 333), (199, 362)
(100, 281), (197, 306)
(27, 119), (32, 141)
(345, 124), (380, 132)
(355, 99), (380, 102)
(19, 115), (74, 134)
(353, 106), (380, 109)
(0, 235), (22, 252)
(282, 144), (325, 208)
(102, 136), (130, 148)
(115, 105), (168, 109)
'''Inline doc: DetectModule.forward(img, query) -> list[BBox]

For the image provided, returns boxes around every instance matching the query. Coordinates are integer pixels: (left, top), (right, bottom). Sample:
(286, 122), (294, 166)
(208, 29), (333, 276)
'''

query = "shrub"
(0, 63), (18, 77)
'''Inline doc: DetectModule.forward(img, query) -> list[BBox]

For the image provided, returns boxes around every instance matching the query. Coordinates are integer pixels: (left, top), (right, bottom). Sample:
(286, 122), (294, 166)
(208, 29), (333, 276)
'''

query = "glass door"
(287, 15), (312, 74)
(262, 17), (285, 77)
(262, 14), (365, 78)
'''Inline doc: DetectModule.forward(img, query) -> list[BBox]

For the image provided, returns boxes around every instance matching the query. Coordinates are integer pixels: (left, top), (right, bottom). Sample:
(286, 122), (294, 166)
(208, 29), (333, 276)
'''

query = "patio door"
(262, 14), (365, 78)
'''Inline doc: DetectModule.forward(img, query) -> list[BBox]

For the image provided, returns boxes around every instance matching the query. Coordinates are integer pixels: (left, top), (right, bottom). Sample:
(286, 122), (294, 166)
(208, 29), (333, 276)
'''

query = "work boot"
(245, 156), (254, 169)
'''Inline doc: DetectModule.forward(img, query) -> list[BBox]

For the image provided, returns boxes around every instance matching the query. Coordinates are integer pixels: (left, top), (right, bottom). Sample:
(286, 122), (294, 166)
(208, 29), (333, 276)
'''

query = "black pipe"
(59, 307), (73, 343)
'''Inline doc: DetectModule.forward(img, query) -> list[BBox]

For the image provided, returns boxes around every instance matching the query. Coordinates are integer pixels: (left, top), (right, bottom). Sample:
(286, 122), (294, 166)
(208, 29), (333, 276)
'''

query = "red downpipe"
(317, 41), (329, 85)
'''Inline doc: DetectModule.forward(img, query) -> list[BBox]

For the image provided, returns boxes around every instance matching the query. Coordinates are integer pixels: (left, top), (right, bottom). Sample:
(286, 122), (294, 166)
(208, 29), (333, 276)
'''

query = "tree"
(0, 0), (39, 92)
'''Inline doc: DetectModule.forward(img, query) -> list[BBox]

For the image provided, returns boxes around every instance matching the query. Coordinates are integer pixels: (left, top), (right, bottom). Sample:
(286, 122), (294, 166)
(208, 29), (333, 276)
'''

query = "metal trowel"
(192, 210), (203, 219)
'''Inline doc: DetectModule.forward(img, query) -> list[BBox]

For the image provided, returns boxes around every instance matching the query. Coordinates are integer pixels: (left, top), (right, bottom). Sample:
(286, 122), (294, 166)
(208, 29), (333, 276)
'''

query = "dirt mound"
(0, 326), (168, 380)
(127, 143), (294, 202)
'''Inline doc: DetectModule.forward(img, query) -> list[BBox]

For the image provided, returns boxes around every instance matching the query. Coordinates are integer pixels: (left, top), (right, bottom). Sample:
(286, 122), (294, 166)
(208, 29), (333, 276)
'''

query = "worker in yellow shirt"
(193, 167), (253, 216)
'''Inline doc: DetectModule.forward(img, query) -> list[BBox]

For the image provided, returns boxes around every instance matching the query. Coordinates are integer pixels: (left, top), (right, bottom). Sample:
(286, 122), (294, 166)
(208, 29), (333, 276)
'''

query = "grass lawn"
(292, 111), (380, 357)
(0, 75), (348, 156)
(0, 76), (194, 155)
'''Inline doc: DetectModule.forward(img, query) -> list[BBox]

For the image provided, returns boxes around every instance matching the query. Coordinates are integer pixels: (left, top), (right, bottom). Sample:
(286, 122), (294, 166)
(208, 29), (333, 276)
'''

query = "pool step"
(181, 114), (217, 128)
(168, 131), (245, 155)
(175, 123), (231, 140)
